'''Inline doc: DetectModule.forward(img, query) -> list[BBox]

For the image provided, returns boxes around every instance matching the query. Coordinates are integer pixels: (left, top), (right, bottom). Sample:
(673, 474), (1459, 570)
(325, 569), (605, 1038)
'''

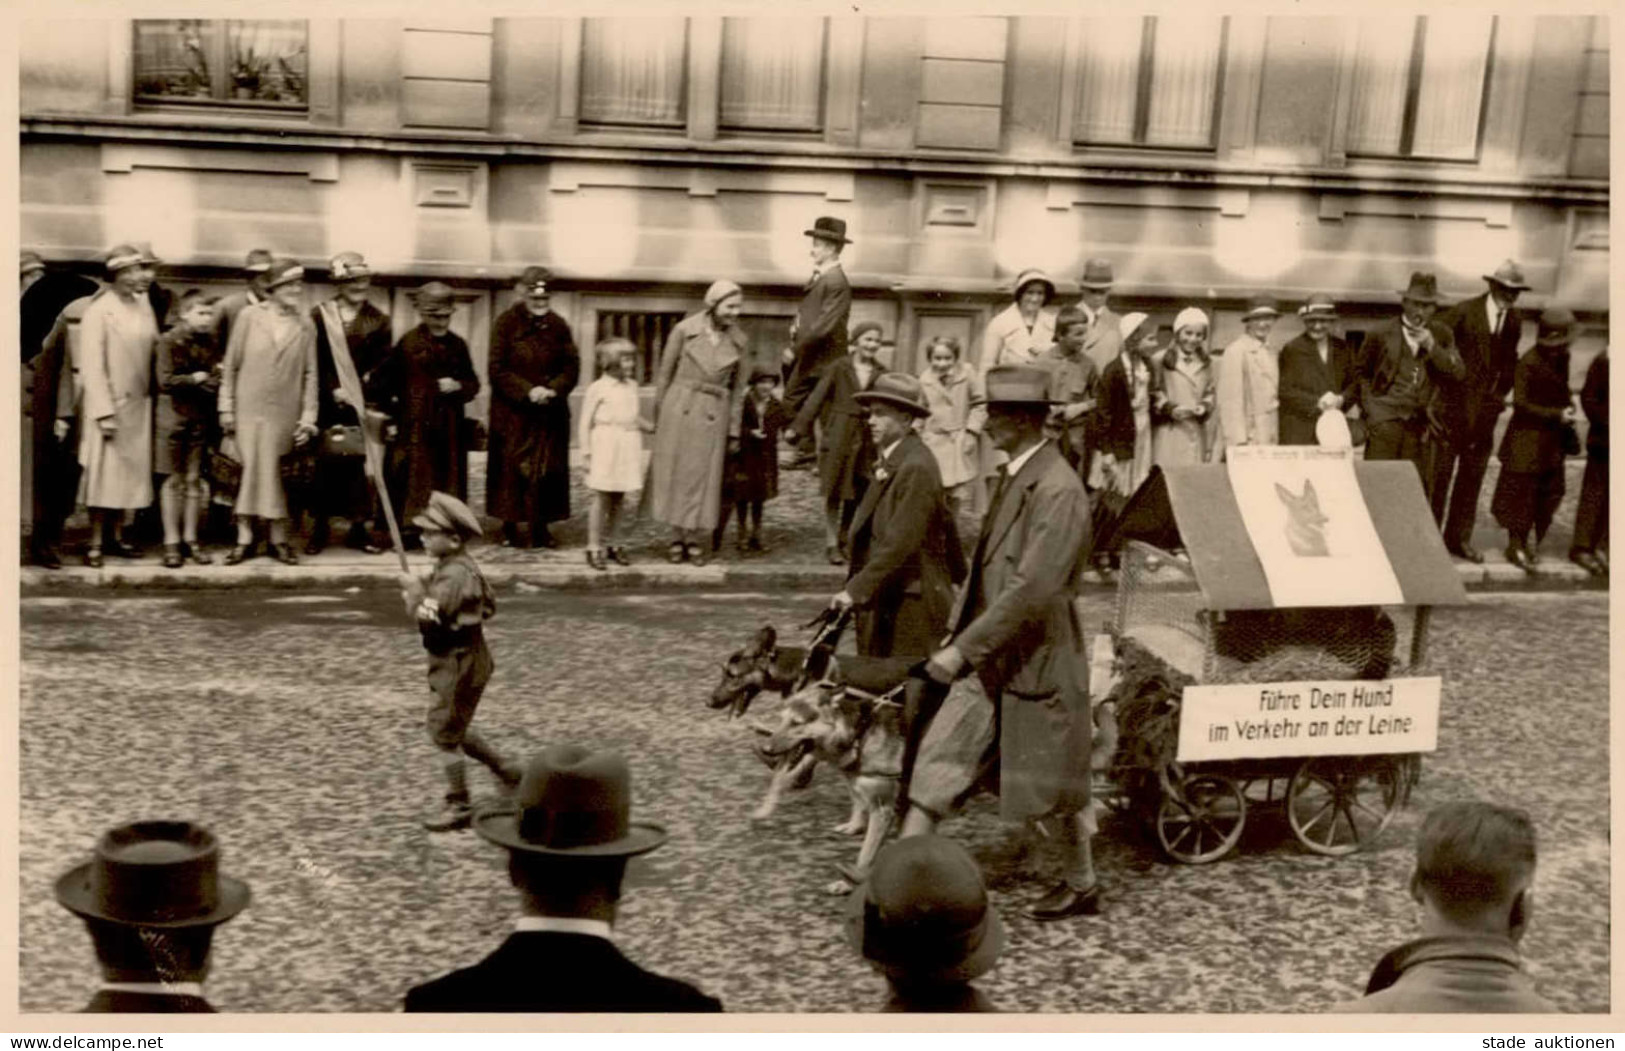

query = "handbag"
(208, 438), (243, 493)
(1562, 422), (1582, 458)
(321, 424), (367, 457)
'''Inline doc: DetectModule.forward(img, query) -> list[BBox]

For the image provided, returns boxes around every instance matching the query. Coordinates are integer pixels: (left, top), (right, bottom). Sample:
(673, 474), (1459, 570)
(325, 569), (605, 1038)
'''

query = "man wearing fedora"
(1430, 261), (1530, 562)
(1358, 273), (1465, 487)
(830, 373), (965, 659)
(904, 364), (1097, 922)
(214, 248), (275, 349)
(1075, 258), (1122, 378)
(1279, 293), (1359, 447)
(1216, 297), (1282, 453)
(847, 836), (1003, 1012)
(405, 744), (722, 1012)
(782, 216), (854, 467)
(55, 820), (250, 1012)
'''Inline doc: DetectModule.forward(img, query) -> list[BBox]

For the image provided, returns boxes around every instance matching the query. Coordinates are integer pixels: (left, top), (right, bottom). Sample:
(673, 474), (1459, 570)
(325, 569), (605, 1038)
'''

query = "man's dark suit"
(845, 431), (965, 658)
(403, 932), (723, 1013)
(782, 264), (852, 440)
(1357, 318), (1463, 488)
(84, 990), (215, 1013)
(1277, 333), (1358, 445)
(1429, 293), (1521, 549)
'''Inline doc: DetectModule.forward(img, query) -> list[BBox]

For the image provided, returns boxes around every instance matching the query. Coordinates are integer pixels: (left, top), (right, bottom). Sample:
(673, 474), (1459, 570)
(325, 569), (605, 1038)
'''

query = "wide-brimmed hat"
(804, 216), (852, 246)
(412, 491), (482, 540)
(983, 364), (1057, 407)
(1299, 293), (1338, 319)
(415, 282), (456, 316)
(1012, 268), (1056, 304)
(21, 250), (46, 277)
(844, 836), (1003, 984)
(854, 373), (931, 418)
(518, 266), (551, 296)
(1398, 271), (1444, 304)
(1484, 259), (1531, 292)
(329, 252), (371, 283)
(243, 249), (274, 275)
(1536, 307), (1577, 348)
(474, 745), (668, 858)
(55, 821), (251, 930)
(1078, 258), (1115, 291)
(1241, 296), (1280, 321)
(263, 259), (305, 290)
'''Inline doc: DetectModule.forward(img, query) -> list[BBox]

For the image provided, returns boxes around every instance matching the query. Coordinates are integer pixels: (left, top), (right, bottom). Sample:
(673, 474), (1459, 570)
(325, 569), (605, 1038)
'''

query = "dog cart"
(1091, 451), (1469, 864)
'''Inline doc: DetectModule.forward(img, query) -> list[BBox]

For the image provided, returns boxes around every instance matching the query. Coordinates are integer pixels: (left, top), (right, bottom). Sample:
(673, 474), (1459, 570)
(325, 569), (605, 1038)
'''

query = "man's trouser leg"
(1441, 439), (1492, 549)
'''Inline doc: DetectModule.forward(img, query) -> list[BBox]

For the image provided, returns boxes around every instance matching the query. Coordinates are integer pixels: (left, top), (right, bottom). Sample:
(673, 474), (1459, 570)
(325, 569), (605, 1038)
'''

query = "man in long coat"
(307, 251), (393, 554)
(903, 365), (1098, 922)
(214, 248), (274, 347)
(781, 217), (853, 465)
(379, 282), (481, 535)
(1358, 272), (1465, 492)
(832, 373), (965, 659)
(1278, 293), (1359, 446)
(1429, 261), (1527, 562)
(487, 267), (579, 549)
(1075, 257), (1122, 378)
(29, 290), (100, 568)
(1217, 298), (1282, 453)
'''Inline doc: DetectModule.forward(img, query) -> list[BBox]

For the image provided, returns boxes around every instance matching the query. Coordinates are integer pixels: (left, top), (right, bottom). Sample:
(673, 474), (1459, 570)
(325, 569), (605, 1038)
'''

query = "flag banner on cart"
(1225, 445), (1405, 607)
(1176, 676), (1441, 762)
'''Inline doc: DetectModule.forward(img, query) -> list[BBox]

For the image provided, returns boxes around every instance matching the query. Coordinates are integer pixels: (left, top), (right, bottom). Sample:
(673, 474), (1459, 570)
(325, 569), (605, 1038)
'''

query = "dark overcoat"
(793, 356), (884, 503)
(846, 431), (966, 658)
(309, 298), (393, 522)
(1497, 343), (1573, 474)
(1438, 293), (1521, 447)
(486, 304), (579, 525)
(379, 325), (480, 520)
(1277, 333), (1358, 445)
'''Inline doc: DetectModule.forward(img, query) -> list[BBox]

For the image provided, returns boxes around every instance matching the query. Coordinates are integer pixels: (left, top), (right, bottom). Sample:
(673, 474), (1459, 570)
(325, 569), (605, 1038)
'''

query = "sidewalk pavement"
(16, 544), (1605, 593)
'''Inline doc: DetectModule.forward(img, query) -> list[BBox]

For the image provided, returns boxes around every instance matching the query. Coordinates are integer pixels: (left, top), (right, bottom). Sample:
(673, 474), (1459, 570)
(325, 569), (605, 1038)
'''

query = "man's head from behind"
(1410, 801), (1536, 942)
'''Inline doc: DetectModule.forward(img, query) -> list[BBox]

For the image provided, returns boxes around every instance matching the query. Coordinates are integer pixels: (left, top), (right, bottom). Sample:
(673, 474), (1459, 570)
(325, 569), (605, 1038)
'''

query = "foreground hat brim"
(843, 883), (1005, 984)
(473, 809), (669, 857)
(853, 390), (931, 417)
(54, 863), (250, 929)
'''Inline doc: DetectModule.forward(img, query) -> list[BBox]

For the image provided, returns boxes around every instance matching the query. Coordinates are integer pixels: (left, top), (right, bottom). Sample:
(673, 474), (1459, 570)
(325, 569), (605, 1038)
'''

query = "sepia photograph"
(11, 3), (1612, 1021)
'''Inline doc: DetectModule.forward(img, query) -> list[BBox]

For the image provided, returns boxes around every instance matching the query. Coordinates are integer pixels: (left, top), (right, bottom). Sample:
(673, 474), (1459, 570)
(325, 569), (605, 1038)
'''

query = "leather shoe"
(181, 542), (212, 565)
(1025, 882), (1101, 921)
(826, 544), (846, 566)
(608, 546), (632, 567)
(224, 544), (253, 566)
(531, 527), (557, 550)
(1571, 551), (1605, 576)
(83, 548), (104, 569)
(32, 546), (62, 570)
(1447, 543), (1484, 564)
(104, 539), (142, 560)
(1504, 544), (1534, 573)
(270, 543), (299, 566)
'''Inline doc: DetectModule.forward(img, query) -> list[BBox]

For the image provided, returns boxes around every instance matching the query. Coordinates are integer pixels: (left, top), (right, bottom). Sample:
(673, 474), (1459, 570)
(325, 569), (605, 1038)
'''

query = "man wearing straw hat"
(1357, 272), (1465, 488)
(54, 820), (251, 1012)
(903, 364), (1098, 922)
(404, 744), (722, 1012)
(1430, 260), (1530, 562)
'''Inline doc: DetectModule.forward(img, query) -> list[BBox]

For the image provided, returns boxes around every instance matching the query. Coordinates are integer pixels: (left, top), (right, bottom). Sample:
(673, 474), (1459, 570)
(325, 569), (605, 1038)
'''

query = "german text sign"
(1175, 677), (1440, 762)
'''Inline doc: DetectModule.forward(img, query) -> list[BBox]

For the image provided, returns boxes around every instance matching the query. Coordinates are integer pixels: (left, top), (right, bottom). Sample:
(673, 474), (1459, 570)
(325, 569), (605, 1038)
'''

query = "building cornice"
(21, 114), (1611, 206)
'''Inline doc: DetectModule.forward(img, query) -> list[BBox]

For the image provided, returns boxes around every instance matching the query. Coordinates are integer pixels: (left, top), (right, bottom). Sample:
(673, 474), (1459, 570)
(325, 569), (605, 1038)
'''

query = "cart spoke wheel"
(1288, 757), (1405, 857)
(1156, 774), (1246, 864)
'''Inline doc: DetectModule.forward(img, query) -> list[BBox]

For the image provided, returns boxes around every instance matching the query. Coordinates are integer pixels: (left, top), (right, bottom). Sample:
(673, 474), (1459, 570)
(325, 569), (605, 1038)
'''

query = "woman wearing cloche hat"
(1492, 307), (1582, 572)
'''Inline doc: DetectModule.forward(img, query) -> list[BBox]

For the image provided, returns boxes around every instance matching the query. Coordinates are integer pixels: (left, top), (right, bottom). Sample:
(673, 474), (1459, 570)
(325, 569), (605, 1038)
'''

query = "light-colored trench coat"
(918, 361), (984, 489)
(219, 300), (318, 520)
(1215, 333), (1279, 452)
(77, 290), (157, 510)
(645, 311), (750, 531)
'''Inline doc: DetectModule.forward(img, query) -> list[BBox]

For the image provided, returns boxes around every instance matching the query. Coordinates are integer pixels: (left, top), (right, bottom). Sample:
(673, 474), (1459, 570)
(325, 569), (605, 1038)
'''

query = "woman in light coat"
(976, 268), (1057, 488)
(1152, 307), (1218, 467)
(218, 259), (319, 566)
(77, 244), (160, 567)
(645, 280), (752, 565)
(918, 335), (984, 522)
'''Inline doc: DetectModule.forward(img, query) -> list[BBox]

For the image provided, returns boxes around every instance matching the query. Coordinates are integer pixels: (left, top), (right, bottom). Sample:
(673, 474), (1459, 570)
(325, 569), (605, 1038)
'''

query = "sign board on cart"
(1176, 677), (1441, 762)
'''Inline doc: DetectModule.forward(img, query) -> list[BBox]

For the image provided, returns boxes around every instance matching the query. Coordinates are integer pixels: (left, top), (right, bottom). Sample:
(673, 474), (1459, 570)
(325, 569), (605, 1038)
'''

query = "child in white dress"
(578, 339), (651, 570)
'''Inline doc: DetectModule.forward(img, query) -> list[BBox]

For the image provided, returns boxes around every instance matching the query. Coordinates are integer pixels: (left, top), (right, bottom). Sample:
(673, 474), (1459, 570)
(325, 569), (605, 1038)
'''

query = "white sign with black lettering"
(1175, 677), (1441, 762)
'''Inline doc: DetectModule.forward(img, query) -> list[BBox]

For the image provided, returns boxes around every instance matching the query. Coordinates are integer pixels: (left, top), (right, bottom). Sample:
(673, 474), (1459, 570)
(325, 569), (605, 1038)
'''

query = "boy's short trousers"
(425, 640), (494, 749)
(156, 421), (212, 477)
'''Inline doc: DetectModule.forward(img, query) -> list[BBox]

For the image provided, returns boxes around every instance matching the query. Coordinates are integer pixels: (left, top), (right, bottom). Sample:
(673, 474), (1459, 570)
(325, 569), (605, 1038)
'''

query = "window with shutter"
(719, 18), (826, 133)
(1346, 15), (1495, 161)
(580, 17), (688, 128)
(1072, 16), (1226, 149)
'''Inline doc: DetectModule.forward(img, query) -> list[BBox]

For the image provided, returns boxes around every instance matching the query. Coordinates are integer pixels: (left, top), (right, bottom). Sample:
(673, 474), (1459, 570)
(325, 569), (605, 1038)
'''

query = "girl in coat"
(720, 367), (786, 555)
(77, 245), (160, 568)
(1492, 308), (1581, 572)
(787, 320), (887, 565)
(578, 339), (650, 571)
(646, 280), (752, 565)
(1152, 307), (1217, 468)
(218, 260), (319, 566)
(1089, 313), (1158, 574)
(918, 335), (984, 523)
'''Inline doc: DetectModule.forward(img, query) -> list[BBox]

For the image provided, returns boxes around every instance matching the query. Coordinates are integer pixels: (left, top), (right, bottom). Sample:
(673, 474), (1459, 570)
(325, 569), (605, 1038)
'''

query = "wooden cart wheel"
(1287, 756), (1404, 857)
(1156, 773), (1246, 864)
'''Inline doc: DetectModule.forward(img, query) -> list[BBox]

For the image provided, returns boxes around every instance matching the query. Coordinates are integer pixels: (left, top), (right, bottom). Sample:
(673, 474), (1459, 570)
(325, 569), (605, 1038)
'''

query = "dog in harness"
(757, 677), (909, 894)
